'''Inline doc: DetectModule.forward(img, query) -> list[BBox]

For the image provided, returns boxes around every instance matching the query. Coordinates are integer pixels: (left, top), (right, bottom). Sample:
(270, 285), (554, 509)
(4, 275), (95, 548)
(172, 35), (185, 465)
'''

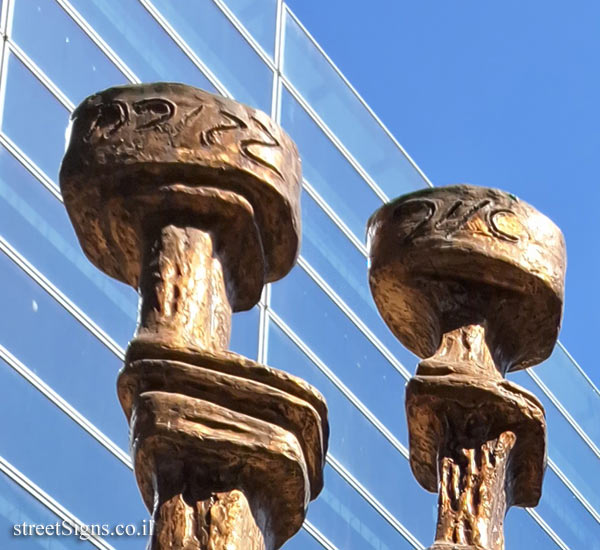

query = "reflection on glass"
(69, 0), (217, 91)
(536, 345), (600, 448)
(281, 86), (381, 240)
(2, 54), (69, 179)
(0, 469), (96, 548)
(151, 0), (272, 111)
(536, 466), (600, 549)
(0, 252), (128, 449)
(222, 0), (277, 57)
(282, 526), (325, 550)
(0, 360), (146, 549)
(511, 370), (600, 514)
(12, 0), (128, 104)
(268, 321), (436, 543)
(301, 191), (419, 370)
(309, 465), (415, 550)
(283, 12), (427, 199)
(505, 508), (560, 550)
(231, 306), (259, 360)
(271, 264), (408, 443)
(0, 146), (137, 348)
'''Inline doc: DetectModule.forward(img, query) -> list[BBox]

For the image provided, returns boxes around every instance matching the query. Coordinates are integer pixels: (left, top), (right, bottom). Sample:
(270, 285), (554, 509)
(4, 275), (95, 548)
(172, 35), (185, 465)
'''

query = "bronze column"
(59, 83), (328, 550)
(367, 185), (566, 550)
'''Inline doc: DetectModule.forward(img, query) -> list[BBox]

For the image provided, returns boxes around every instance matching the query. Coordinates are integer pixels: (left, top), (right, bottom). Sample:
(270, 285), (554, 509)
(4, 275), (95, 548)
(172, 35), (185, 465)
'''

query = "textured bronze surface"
(367, 184), (566, 550)
(59, 83), (327, 550)
(61, 82), (302, 309)
(368, 185), (565, 372)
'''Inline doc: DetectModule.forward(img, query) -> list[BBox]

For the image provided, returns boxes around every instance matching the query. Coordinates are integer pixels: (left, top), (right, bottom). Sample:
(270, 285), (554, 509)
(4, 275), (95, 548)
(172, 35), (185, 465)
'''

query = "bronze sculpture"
(60, 83), (328, 550)
(367, 185), (566, 550)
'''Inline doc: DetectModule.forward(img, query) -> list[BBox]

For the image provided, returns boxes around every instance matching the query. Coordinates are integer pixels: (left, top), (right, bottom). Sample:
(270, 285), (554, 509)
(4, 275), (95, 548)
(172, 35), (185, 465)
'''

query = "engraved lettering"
(201, 110), (247, 146)
(394, 199), (436, 242)
(85, 100), (129, 140)
(435, 199), (491, 237)
(132, 98), (176, 131)
(488, 209), (522, 242)
(394, 198), (521, 243)
(240, 117), (283, 179)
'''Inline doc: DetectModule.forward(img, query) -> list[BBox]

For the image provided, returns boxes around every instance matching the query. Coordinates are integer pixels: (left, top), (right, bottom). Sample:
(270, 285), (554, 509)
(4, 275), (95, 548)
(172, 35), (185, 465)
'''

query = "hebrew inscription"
(60, 83), (321, 550)
(79, 93), (284, 179)
(393, 197), (522, 243)
(367, 184), (566, 550)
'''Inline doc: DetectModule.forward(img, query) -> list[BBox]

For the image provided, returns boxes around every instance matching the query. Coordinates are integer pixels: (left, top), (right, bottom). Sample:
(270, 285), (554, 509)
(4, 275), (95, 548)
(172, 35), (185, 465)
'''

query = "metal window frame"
(0, 0), (595, 545)
(0, 456), (115, 550)
(281, 4), (433, 189)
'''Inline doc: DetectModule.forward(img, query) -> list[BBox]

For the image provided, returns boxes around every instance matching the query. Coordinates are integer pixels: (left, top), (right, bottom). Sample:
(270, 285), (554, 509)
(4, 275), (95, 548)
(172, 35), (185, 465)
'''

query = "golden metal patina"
(60, 83), (328, 550)
(367, 185), (566, 550)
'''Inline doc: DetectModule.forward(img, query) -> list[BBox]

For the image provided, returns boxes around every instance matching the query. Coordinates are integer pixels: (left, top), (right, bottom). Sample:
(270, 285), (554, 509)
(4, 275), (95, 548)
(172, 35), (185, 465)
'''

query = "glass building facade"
(0, 1), (598, 548)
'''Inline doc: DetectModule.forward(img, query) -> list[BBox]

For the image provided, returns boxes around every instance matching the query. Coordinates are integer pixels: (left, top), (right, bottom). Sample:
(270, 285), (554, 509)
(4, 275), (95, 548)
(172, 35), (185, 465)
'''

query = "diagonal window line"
(0, 236), (125, 361)
(0, 133), (61, 198)
(0, 3), (597, 535)
(526, 368), (600, 460)
(54, 0), (139, 84)
(7, 40), (74, 111)
(326, 454), (425, 549)
(0, 343), (130, 468)
(267, 306), (410, 459)
(297, 254), (412, 380)
(302, 520), (340, 550)
(138, 0), (232, 98)
(2, 135), (599, 528)
(0, 455), (116, 550)
(0, 326), (419, 550)
(281, 3), (433, 189)
(281, 76), (391, 203)
(303, 178), (370, 258)
(548, 457), (600, 524)
(211, 0), (276, 71)
(525, 508), (569, 550)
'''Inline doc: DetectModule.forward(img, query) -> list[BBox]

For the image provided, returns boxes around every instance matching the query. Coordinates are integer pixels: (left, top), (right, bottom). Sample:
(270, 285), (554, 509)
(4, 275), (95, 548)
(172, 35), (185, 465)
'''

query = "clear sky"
(286, 0), (600, 386)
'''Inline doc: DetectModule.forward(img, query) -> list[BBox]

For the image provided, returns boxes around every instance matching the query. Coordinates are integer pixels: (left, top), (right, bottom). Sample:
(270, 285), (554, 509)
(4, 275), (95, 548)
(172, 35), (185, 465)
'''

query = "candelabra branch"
(60, 83), (326, 550)
(368, 184), (566, 550)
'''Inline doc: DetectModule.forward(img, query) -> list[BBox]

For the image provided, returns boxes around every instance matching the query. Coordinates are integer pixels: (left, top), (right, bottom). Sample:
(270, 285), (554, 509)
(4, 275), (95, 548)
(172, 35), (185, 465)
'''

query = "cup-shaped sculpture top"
(59, 82), (302, 311)
(367, 184), (566, 372)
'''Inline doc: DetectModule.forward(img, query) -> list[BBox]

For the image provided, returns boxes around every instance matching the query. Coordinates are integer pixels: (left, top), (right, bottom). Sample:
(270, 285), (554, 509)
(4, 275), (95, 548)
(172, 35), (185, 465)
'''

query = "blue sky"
(287, 0), (600, 386)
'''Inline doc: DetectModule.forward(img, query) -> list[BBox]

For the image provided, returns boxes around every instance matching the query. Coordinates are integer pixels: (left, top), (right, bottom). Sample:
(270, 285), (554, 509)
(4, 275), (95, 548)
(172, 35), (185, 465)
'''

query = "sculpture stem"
(149, 483), (267, 550)
(434, 430), (516, 550)
(137, 226), (267, 549)
(138, 224), (232, 352)
(417, 324), (506, 380)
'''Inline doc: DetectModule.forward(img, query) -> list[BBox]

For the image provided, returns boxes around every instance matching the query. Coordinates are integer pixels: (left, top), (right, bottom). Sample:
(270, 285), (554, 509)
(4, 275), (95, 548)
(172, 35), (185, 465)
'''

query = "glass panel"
(0, 470), (96, 548)
(268, 321), (436, 543)
(536, 467), (600, 549)
(0, 146), (137, 348)
(536, 344), (600, 448)
(281, 86), (382, 240)
(150, 0), (272, 111)
(283, 526), (325, 550)
(270, 264), (409, 444)
(68, 0), (217, 91)
(505, 508), (560, 550)
(308, 465), (415, 550)
(12, 0), (128, 104)
(231, 306), (259, 360)
(0, 359), (146, 549)
(223, 0), (277, 58)
(301, 190), (419, 371)
(0, 251), (128, 450)
(511, 370), (600, 514)
(283, 12), (427, 199)
(2, 54), (69, 180)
